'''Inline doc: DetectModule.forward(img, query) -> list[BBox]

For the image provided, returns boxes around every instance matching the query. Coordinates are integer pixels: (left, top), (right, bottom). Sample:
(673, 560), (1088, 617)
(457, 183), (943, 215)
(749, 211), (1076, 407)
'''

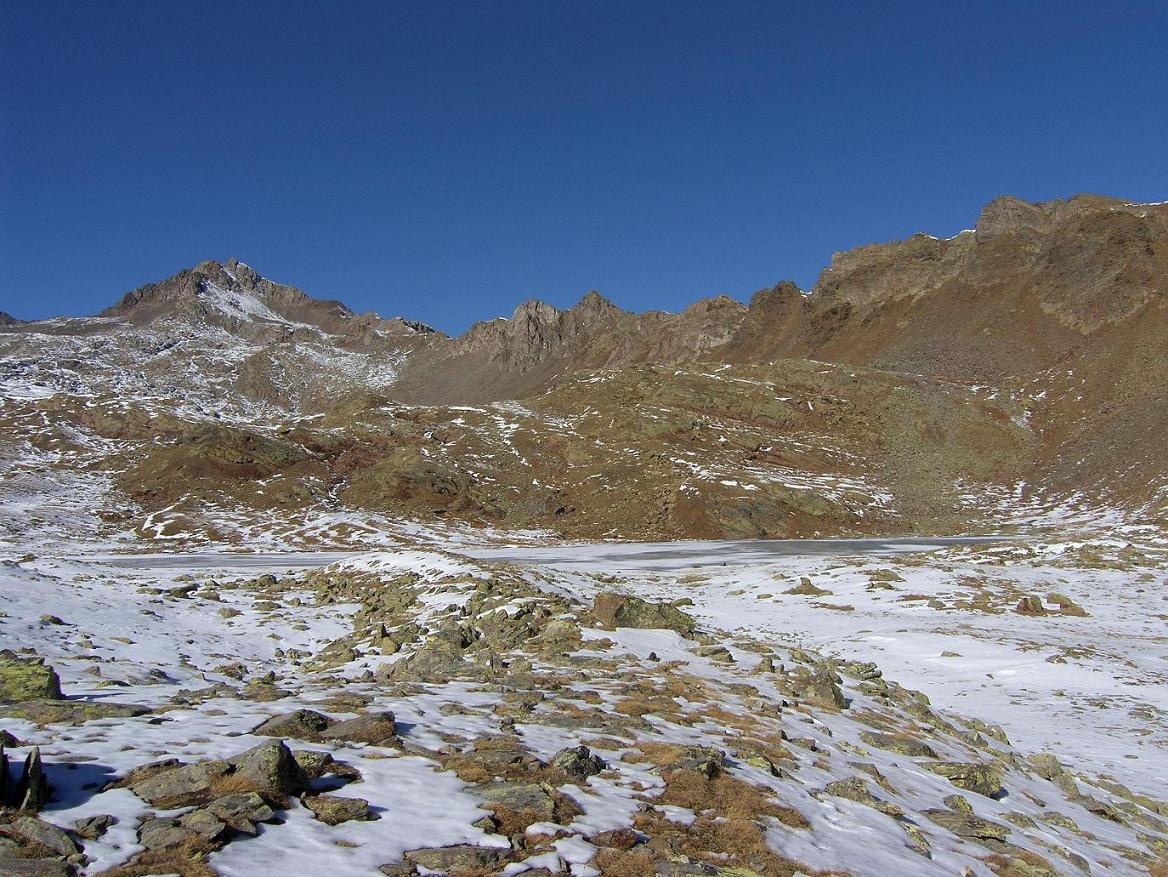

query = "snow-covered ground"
(2, 534), (1166, 876)
(471, 535), (1168, 800)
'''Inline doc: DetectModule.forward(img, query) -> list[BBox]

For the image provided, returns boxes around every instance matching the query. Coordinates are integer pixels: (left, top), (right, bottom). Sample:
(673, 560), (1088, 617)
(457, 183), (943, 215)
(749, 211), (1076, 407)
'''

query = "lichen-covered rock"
(226, 740), (308, 796)
(7, 815), (81, 857)
(320, 711), (398, 746)
(590, 593), (696, 636)
(923, 808), (1010, 841)
(550, 745), (606, 780)
(659, 745), (725, 779)
(859, 732), (938, 759)
(205, 791), (277, 835)
(129, 759), (229, 808)
(927, 761), (1005, 799)
(403, 844), (507, 872)
(785, 668), (849, 709)
(0, 652), (63, 702)
(302, 793), (373, 825)
(252, 709), (335, 740)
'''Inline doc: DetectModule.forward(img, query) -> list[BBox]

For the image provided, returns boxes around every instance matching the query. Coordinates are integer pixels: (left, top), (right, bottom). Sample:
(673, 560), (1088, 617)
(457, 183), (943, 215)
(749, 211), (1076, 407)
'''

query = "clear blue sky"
(2, 1), (1166, 332)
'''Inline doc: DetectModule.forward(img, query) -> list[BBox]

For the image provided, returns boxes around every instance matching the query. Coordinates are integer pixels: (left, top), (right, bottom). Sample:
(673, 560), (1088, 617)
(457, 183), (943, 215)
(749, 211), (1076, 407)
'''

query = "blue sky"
(2, 1), (1166, 333)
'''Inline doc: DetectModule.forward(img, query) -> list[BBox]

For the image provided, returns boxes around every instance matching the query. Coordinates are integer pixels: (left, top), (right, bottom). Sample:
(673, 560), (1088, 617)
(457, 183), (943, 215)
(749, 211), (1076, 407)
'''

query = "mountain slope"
(1, 194), (1165, 547)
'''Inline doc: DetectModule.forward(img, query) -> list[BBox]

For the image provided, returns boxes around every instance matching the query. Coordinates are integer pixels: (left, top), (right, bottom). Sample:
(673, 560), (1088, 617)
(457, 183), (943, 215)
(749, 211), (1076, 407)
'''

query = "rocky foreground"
(1, 543), (1166, 877)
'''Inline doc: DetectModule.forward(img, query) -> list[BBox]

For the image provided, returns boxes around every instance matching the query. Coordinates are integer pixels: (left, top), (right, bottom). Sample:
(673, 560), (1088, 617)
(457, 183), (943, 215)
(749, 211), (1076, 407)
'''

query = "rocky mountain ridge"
(1, 194), (1165, 545)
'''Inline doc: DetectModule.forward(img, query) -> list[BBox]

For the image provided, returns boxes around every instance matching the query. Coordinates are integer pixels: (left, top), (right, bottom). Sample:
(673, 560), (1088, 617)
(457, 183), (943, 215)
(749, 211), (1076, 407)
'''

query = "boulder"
(927, 761), (1005, 799)
(302, 794), (373, 825)
(550, 745), (606, 781)
(0, 652), (63, 702)
(129, 760), (229, 808)
(7, 815), (81, 858)
(252, 709), (335, 740)
(226, 740), (308, 796)
(206, 792), (277, 835)
(859, 732), (938, 759)
(404, 844), (506, 872)
(320, 712), (398, 746)
(923, 808), (1010, 841)
(16, 746), (52, 811)
(72, 814), (116, 840)
(590, 593), (696, 636)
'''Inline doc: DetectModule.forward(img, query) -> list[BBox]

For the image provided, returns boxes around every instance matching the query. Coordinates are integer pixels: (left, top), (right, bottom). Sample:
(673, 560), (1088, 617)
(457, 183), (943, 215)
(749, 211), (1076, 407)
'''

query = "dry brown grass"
(628, 809), (844, 877)
(984, 849), (1061, 877)
(94, 837), (218, 877)
(595, 847), (656, 877)
(659, 771), (809, 829)
(1148, 860), (1168, 877)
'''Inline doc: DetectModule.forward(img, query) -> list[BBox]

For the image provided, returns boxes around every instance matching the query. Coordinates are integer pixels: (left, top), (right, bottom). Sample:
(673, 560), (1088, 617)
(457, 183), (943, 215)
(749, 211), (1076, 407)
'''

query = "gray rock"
(923, 808), (1010, 841)
(404, 844), (506, 872)
(72, 814), (116, 840)
(320, 712), (397, 746)
(590, 593), (696, 636)
(16, 746), (51, 811)
(252, 709), (334, 741)
(178, 808), (228, 841)
(137, 816), (194, 850)
(550, 745), (606, 781)
(206, 792), (276, 835)
(476, 782), (556, 820)
(226, 739), (308, 796)
(129, 759), (229, 808)
(302, 794), (373, 825)
(8, 815), (81, 857)
(927, 761), (1005, 799)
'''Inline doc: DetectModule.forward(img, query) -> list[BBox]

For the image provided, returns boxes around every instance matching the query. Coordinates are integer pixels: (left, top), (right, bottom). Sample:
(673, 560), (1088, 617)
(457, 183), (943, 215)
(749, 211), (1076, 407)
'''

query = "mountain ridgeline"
(1, 194), (1165, 543)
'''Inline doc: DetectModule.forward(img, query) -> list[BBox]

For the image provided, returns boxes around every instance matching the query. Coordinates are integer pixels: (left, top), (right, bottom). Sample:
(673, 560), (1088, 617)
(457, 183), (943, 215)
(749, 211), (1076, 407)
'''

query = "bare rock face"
(975, 195), (1053, 241)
